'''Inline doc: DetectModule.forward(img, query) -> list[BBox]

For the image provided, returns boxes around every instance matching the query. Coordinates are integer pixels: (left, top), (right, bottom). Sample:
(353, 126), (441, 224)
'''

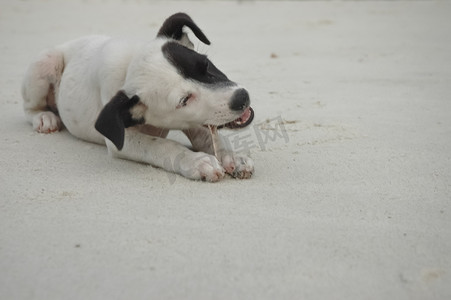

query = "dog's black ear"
(95, 91), (144, 151)
(157, 12), (211, 45)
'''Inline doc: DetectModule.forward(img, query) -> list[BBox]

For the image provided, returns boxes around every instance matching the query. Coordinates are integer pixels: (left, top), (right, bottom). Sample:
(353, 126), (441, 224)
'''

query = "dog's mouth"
(219, 107), (254, 130)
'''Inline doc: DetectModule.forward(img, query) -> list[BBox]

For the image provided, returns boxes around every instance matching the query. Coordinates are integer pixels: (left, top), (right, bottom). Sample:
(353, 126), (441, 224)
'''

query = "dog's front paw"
(181, 153), (225, 182)
(220, 152), (254, 179)
(33, 111), (62, 133)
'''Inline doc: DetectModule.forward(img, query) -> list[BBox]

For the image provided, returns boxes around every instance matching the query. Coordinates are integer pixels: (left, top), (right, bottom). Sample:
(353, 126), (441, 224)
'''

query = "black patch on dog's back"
(162, 42), (233, 86)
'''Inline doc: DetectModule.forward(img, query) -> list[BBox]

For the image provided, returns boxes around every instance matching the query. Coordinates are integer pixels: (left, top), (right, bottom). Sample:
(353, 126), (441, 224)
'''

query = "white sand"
(1, 1), (450, 299)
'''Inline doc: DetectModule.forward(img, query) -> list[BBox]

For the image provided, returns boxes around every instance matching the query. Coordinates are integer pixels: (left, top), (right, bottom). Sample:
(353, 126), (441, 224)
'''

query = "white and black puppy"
(22, 13), (254, 182)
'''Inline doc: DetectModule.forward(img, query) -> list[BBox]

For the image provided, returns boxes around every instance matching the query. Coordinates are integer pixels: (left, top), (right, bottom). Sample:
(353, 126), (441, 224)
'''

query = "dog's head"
(95, 13), (254, 150)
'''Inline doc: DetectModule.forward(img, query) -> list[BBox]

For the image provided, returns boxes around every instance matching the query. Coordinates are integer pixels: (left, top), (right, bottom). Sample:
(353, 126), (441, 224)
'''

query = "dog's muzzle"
(221, 107), (254, 129)
(229, 89), (250, 111)
(219, 88), (254, 129)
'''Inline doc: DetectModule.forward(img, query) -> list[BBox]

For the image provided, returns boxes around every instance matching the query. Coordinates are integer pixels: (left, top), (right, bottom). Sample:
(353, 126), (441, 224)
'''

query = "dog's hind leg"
(22, 49), (64, 133)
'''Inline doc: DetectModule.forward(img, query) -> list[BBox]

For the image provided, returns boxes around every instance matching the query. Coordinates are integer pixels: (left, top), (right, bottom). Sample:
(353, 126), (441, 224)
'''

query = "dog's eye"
(180, 95), (190, 106)
(177, 93), (192, 109)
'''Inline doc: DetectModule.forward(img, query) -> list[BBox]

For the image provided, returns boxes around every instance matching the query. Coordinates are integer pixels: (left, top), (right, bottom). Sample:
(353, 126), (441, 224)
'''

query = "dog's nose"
(229, 88), (250, 111)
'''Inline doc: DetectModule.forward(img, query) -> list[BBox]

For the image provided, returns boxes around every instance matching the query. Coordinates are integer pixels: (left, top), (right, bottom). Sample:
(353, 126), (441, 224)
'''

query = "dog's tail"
(157, 12), (210, 45)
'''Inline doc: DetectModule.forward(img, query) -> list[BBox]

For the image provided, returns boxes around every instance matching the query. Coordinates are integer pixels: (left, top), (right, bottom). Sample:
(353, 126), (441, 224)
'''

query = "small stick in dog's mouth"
(208, 107), (254, 160)
(208, 125), (219, 159)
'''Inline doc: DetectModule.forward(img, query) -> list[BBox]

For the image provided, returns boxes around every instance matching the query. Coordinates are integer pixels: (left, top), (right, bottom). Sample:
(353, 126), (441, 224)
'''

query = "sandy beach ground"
(1, 1), (450, 299)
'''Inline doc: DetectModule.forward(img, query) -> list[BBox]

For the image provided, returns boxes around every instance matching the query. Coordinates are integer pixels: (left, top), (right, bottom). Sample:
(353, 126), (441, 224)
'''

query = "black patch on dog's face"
(162, 42), (233, 86)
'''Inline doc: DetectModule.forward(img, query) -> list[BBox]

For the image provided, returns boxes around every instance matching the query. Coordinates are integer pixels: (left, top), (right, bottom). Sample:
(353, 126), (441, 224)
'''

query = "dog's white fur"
(22, 32), (254, 182)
